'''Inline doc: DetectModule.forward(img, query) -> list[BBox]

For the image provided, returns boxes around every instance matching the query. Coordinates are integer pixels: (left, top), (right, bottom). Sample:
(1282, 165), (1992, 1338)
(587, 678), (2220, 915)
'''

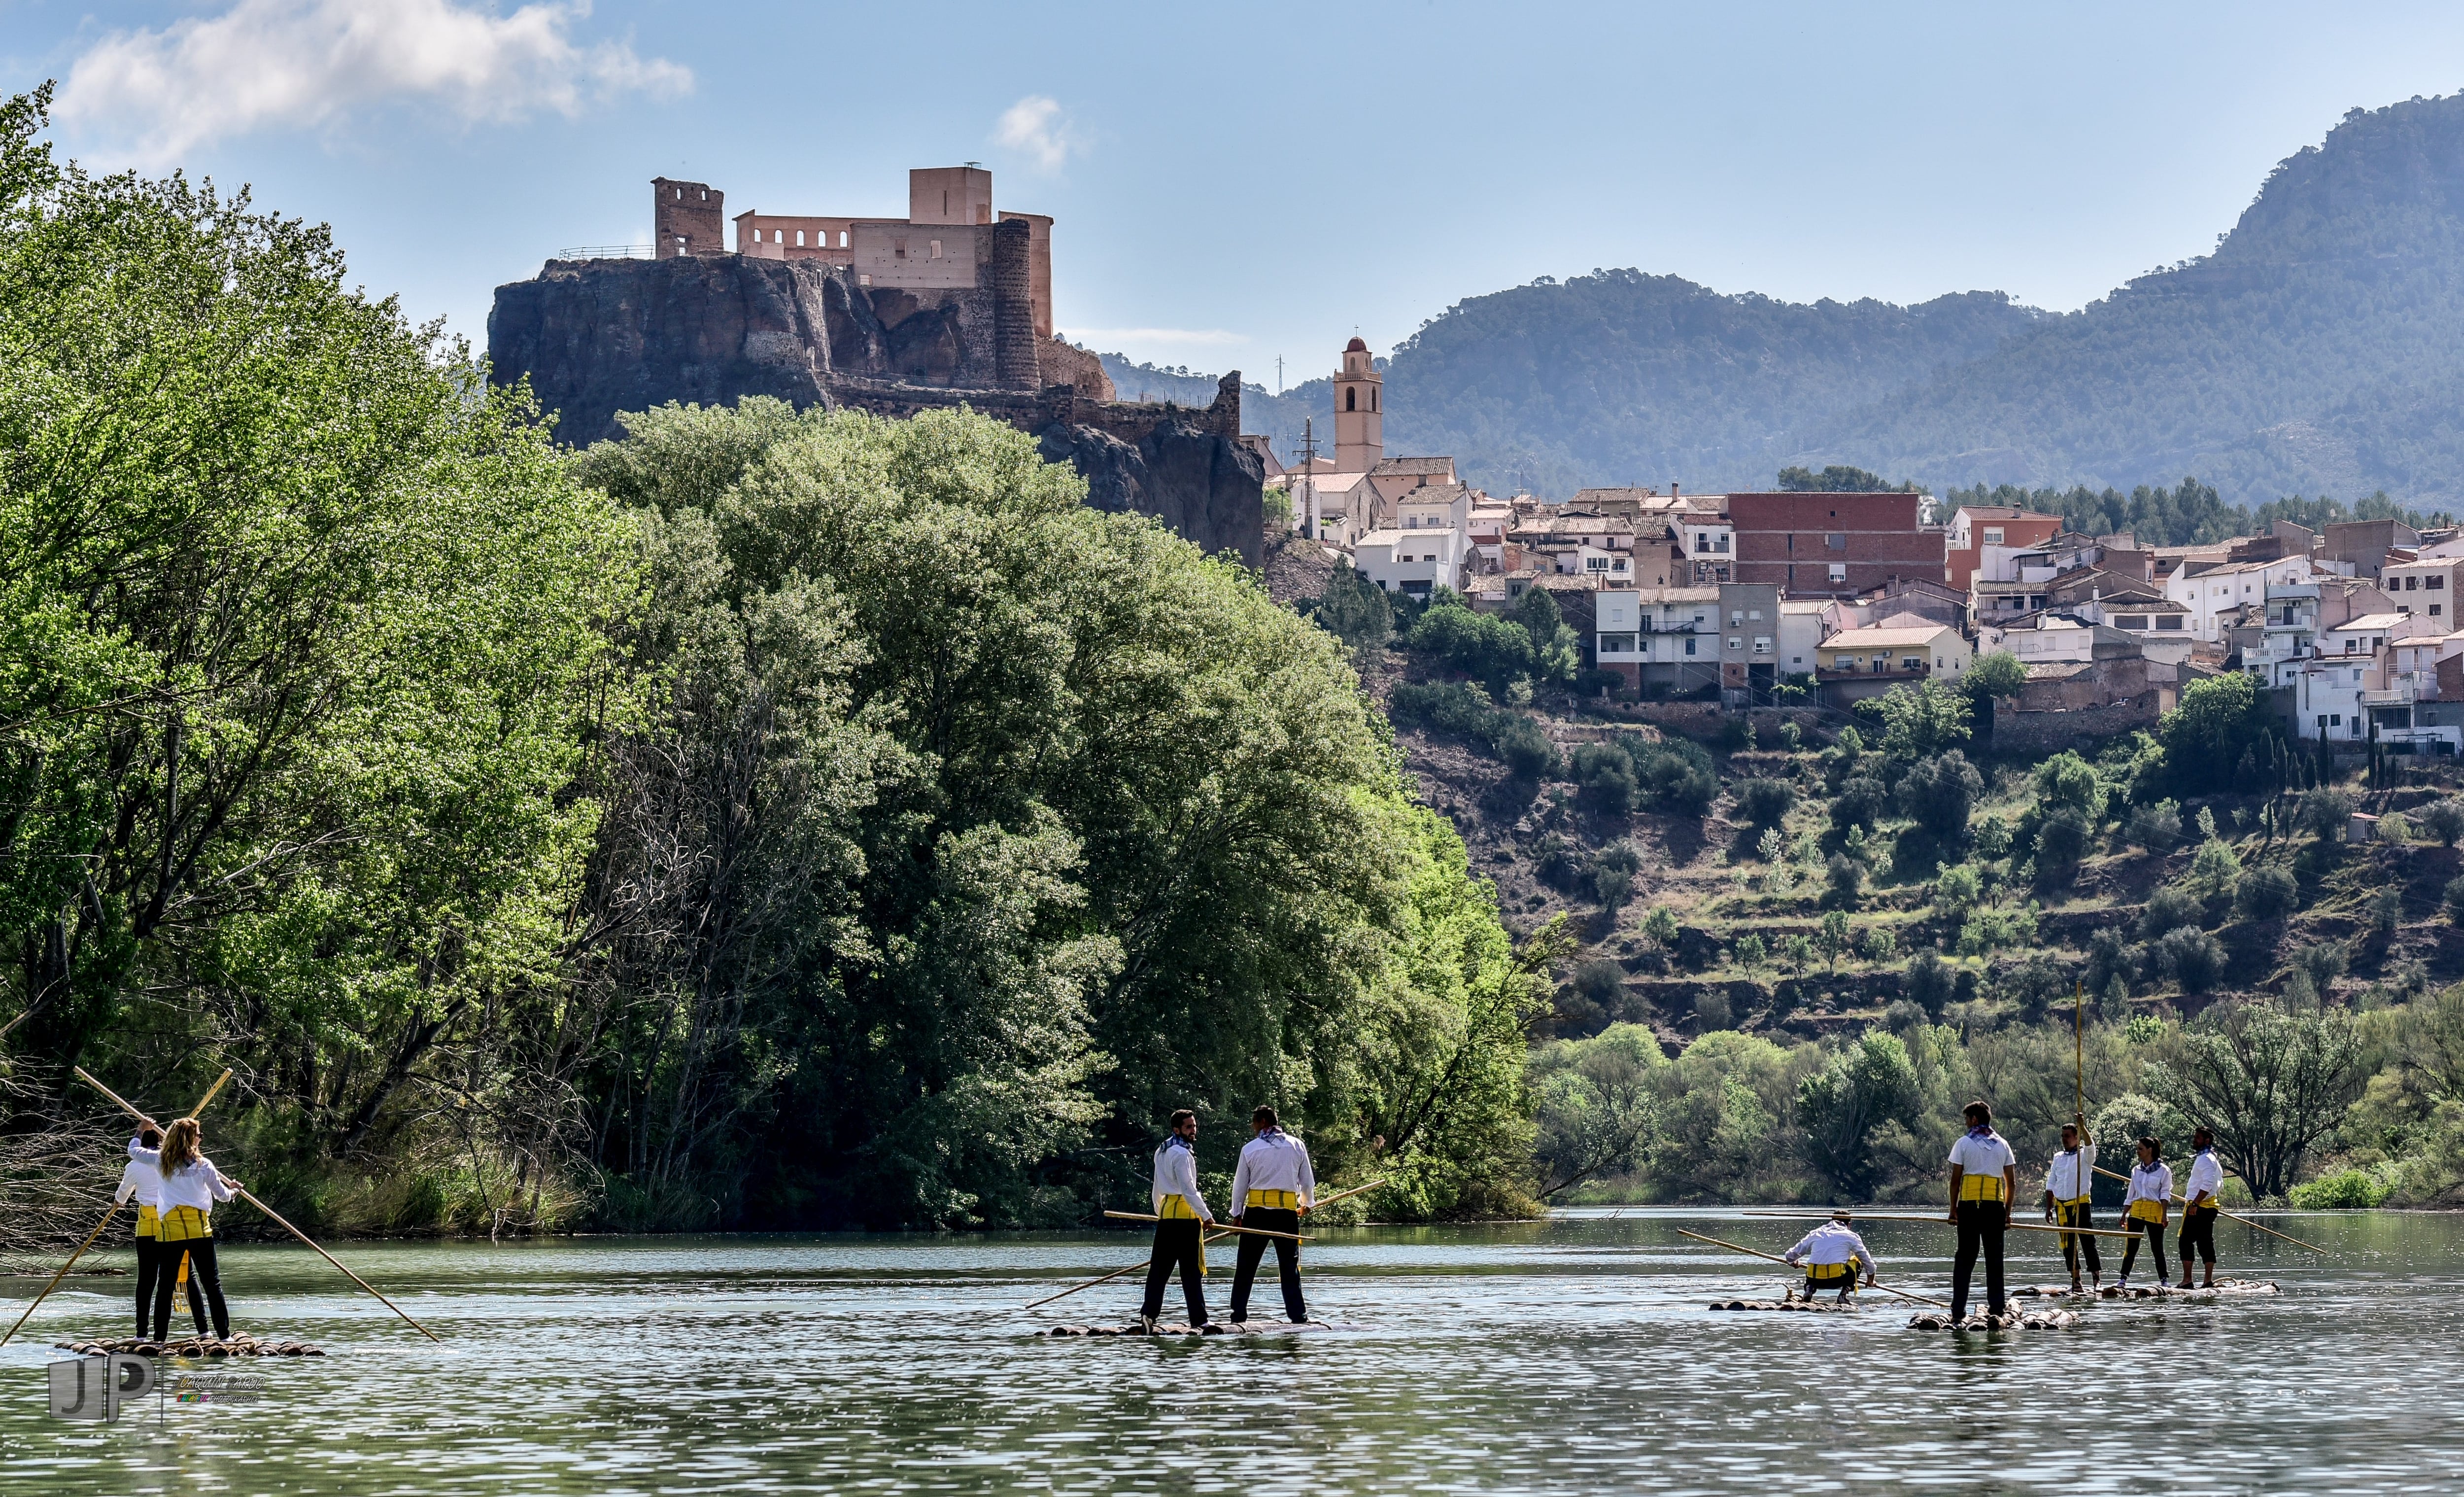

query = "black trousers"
(152, 1238), (230, 1341)
(1951, 1201), (2006, 1319)
(2055, 1201), (2103, 1279)
(2119, 1216), (2168, 1282)
(1231, 1207), (1307, 1323)
(133, 1236), (211, 1340)
(1139, 1219), (1208, 1325)
(1801, 1272), (1853, 1301)
(2180, 1206), (2219, 1269)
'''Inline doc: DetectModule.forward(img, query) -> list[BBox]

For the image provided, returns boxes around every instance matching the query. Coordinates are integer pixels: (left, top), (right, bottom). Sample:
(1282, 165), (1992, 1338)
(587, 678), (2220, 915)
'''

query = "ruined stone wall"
(653, 178), (725, 259)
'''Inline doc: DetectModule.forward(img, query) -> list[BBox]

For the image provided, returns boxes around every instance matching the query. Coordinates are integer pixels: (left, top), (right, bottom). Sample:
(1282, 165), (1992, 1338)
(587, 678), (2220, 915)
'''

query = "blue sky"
(11, 2), (2464, 387)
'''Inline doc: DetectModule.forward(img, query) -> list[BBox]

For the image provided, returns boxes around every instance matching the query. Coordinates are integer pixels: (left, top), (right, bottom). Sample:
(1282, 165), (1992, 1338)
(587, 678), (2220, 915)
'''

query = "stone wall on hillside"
(487, 254), (1262, 563)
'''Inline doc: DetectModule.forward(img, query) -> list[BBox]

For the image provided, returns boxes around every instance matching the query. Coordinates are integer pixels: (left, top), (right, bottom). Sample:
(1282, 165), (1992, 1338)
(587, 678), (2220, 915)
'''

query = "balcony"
(2361, 682), (2420, 708)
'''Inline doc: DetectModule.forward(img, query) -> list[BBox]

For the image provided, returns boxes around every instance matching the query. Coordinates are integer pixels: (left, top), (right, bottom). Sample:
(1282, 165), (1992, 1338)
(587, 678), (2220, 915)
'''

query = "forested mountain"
(1194, 92), (2464, 507)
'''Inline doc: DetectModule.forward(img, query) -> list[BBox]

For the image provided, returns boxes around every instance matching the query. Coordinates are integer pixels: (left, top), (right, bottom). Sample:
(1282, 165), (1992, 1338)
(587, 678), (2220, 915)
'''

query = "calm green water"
(0, 1209), (2453, 1495)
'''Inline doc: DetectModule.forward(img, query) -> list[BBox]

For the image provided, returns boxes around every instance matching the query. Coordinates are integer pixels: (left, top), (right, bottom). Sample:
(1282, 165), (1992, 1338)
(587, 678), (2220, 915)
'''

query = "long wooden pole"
(0, 1068), (236, 1347)
(1024, 1179), (1388, 1313)
(0, 1205), (123, 1347)
(73, 1065), (441, 1342)
(2091, 1164), (2328, 1254)
(2075, 980), (2085, 1121)
(1740, 1210), (2137, 1240)
(1101, 1211), (1310, 1243)
(1673, 1226), (1948, 1308)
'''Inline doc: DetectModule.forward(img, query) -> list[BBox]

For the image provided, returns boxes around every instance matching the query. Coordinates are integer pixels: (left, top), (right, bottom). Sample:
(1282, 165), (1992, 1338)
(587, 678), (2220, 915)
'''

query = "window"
(929, 240), (943, 259)
(2157, 616), (2181, 630)
(1715, 535), (1729, 553)
(2118, 615), (2147, 629)
(2433, 574), (2447, 590)
(1825, 533), (1847, 550)
(1346, 388), (1356, 412)
(2408, 575), (2421, 590)
(1903, 656), (1924, 672)
(839, 230), (850, 248)
(1747, 609), (1763, 622)
(1827, 563), (1847, 583)
(1695, 534), (1710, 553)
(1753, 636), (1772, 654)
(2435, 604), (2445, 617)
(1727, 636), (1743, 652)
(1731, 611), (1744, 626)
(1868, 657), (1885, 673)
(1983, 527), (2005, 545)
(1684, 637), (1697, 656)
(894, 238), (907, 258)
(1599, 634), (1639, 654)
(1587, 556), (1609, 572)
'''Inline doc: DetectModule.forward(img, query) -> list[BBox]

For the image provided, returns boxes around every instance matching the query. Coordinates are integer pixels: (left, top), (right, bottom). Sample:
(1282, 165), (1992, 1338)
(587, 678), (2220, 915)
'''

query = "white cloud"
(56, 0), (691, 164)
(1061, 327), (1248, 347)
(994, 95), (1078, 173)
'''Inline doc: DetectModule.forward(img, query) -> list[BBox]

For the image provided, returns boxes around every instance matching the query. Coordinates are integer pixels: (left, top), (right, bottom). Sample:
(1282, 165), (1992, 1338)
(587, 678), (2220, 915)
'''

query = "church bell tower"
(1333, 337), (1382, 473)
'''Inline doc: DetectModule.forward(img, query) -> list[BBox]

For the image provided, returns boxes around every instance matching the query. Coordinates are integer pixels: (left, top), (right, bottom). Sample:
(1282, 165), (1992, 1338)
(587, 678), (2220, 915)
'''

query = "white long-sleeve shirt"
(2125, 1160), (2174, 1214)
(2183, 1149), (2224, 1206)
(1229, 1129), (1315, 1211)
(2045, 1141), (2098, 1202)
(152, 1153), (237, 1215)
(113, 1154), (164, 1210)
(1151, 1136), (1212, 1220)
(1783, 1221), (1876, 1273)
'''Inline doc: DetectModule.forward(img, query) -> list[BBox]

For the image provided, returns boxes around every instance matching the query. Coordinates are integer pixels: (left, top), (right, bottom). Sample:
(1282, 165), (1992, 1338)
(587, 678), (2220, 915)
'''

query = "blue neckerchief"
(1966, 1125), (1996, 1141)
(1162, 1134), (1193, 1154)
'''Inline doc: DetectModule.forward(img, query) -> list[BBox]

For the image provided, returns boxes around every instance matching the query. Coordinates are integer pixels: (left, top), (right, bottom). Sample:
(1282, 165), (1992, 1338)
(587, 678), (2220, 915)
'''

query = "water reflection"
(2, 1209), (2456, 1494)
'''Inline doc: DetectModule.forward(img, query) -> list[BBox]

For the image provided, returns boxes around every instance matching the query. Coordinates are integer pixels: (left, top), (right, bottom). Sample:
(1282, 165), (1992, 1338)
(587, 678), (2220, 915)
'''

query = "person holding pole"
(1782, 1209), (1878, 1303)
(1138, 1109), (1214, 1333)
(2042, 1112), (2102, 1293)
(2178, 1126), (2224, 1289)
(1945, 1100), (2017, 1322)
(146, 1118), (241, 1342)
(1228, 1105), (1314, 1324)
(2117, 1136), (2172, 1291)
(116, 1127), (209, 1341)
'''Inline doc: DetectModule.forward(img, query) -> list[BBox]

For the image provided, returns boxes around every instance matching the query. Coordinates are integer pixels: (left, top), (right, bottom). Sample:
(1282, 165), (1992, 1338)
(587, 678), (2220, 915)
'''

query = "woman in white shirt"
(2117, 1135), (2173, 1290)
(148, 1117), (243, 1342)
(117, 1127), (211, 1341)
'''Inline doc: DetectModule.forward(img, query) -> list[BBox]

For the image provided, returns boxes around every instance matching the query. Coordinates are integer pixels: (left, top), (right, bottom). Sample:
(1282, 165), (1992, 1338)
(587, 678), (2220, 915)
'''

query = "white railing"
(556, 244), (656, 260)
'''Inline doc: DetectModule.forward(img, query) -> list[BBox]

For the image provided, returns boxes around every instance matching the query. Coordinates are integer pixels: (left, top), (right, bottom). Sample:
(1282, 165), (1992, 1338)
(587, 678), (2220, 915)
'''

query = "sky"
(11, 2), (2464, 387)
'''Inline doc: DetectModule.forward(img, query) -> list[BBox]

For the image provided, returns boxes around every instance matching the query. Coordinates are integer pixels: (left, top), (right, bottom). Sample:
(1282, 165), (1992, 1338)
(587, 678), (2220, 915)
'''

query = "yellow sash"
(1157, 1193), (1200, 1220)
(158, 1205), (212, 1243)
(1804, 1257), (1859, 1282)
(135, 1204), (159, 1238)
(2127, 1198), (2167, 1224)
(2057, 1195), (2091, 1208)
(1958, 1173), (2005, 1204)
(1246, 1189), (1301, 1211)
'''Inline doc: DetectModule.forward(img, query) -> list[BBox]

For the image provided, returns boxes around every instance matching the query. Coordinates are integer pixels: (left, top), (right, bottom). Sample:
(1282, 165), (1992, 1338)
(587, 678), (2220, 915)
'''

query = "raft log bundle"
(57, 1334), (325, 1358)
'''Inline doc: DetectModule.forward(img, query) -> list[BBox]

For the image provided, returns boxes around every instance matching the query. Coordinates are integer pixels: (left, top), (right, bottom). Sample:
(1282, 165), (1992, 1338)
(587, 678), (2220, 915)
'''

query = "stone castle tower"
(1334, 336), (1382, 473)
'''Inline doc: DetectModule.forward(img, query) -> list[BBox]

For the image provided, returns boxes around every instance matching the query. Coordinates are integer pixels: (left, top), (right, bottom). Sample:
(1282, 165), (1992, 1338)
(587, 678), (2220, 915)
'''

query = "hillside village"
(1246, 331), (2464, 1211)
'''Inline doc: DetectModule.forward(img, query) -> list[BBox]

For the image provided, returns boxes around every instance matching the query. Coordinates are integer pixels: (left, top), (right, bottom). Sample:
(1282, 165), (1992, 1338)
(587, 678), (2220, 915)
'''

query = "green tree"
(1896, 751), (1985, 841)
(1528, 1024), (1663, 1198)
(1511, 587), (1580, 685)
(1965, 649), (2027, 701)
(2147, 1001), (2368, 1199)
(2189, 837), (2242, 904)
(1409, 596), (1537, 694)
(2032, 751), (2107, 820)
(1854, 679), (1973, 760)
(1818, 910), (1851, 970)
(2158, 674), (2279, 793)
(1797, 1033), (1921, 1196)
(1307, 560), (1394, 648)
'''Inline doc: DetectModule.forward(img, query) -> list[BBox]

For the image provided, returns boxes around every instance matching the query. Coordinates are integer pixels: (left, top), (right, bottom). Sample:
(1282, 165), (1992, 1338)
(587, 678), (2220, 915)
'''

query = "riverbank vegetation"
(0, 92), (1550, 1242)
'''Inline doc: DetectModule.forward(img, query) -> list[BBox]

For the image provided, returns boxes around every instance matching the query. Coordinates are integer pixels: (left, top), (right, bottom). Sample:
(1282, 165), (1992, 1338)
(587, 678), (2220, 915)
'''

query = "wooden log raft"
(1707, 1298), (1859, 1313)
(1046, 1320), (1335, 1337)
(56, 1334), (325, 1358)
(1905, 1309), (2082, 1331)
(2098, 1278), (2279, 1300)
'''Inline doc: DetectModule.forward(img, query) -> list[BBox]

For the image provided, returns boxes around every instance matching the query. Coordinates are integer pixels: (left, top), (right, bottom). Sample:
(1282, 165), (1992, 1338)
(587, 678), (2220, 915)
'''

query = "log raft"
(1707, 1298), (1859, 1313)
(56, 1334), (325, 1358)
(1906, 1309), (2082, 1331)
(1046, 1320), (1337, 1337)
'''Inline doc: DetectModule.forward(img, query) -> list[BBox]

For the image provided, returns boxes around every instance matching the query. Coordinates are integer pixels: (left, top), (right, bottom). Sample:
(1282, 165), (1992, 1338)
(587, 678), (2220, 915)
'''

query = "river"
(1, 1208), (2455, 1494)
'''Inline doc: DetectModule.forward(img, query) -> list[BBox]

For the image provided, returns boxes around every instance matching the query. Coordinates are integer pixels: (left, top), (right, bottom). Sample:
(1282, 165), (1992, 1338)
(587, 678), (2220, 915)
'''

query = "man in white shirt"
(2040, 1111), (2101, 1292)
(1782, 1210), (1878, 1302)
(1228, 1105), (1315, 1324)
(2178, 1126), (2225, 1290)
(1945, 1099), (2018, 1321)
(1139, 1109), (1213, 1331)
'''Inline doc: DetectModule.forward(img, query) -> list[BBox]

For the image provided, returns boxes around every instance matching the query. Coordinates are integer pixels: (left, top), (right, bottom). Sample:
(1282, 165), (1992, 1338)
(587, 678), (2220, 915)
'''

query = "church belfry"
(1334, 337), (1382, 472)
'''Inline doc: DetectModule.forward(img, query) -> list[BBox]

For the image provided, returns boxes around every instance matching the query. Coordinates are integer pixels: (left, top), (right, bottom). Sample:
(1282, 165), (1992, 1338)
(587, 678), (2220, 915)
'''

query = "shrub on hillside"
(2153, 925), (2224, 994)
(2289, 1167), (2392, 1210)
(1904, 949), (1955, 1017)
(2238, 864), (2300, 921)
(1831, 775), (1889, 833)
(1826, 854), (1865, 907)
(1407, 599), (1537, 693)
(2036, 807), (2093, 880)
(1389, 680), (1498, 737)
(1495, 716), (1560, 779)
(2419, 798), (2464, 847)
(1734, 776), (1795, 827)
(2033, 751), (2107, 820)
(1896, 751), (1984, 840)
(1572, 742), (1640, 815)
(2139, 884), (2205, 941)
(2126, 798), (2183, 853)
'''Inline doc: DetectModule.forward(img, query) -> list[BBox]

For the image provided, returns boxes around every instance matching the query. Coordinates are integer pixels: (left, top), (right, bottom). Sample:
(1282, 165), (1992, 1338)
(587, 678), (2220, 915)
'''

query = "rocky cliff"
(488, 254), (1260, 562)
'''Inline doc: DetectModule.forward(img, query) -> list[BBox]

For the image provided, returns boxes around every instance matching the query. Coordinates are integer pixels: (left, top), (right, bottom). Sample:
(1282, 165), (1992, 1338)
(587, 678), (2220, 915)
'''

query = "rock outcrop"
(488, 255), (1260, 564)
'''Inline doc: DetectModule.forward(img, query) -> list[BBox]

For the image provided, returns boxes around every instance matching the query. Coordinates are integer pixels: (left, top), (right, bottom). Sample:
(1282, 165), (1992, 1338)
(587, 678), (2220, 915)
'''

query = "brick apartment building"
(1727, 491), (1946, 597)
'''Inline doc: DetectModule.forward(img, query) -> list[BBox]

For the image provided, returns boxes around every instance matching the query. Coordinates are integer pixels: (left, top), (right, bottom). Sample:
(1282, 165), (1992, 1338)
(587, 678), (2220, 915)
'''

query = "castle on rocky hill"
(487, 168), (1263, 562)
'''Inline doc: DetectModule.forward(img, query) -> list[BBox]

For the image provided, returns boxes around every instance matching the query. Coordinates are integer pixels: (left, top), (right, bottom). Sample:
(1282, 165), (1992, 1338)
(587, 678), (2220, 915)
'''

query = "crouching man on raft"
(1782, 1209), (1878, 1303)
(1139, 1109), (1213, 1333)
(1228, 1105), (1314, 1324)
(1945, 1099), (2018, 1322)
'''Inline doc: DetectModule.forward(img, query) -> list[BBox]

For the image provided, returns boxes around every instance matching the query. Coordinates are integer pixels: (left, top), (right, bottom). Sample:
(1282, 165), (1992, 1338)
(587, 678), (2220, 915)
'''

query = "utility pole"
(1275, 355), (1284, 395)
(1296, 418), (1320, 540)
